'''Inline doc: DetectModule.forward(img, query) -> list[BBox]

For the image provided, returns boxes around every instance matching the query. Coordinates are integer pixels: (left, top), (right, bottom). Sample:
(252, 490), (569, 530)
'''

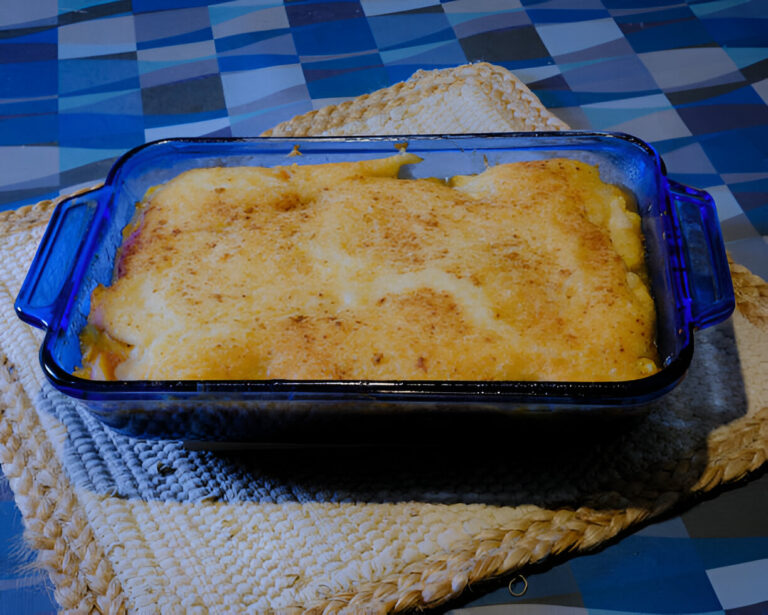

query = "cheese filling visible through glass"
(76, 154), (659, 382)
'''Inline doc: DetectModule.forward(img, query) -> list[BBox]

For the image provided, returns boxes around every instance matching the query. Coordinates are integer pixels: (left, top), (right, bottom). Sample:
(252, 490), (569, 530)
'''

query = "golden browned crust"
(80, 155), (658, 381)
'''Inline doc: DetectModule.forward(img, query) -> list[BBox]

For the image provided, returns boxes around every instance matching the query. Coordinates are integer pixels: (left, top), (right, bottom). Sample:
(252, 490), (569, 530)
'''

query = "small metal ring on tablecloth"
(508, 575), (528, 597)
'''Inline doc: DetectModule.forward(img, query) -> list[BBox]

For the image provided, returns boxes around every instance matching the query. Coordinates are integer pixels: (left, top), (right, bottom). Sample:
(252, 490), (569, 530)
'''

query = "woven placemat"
(1, 63), (767, 614)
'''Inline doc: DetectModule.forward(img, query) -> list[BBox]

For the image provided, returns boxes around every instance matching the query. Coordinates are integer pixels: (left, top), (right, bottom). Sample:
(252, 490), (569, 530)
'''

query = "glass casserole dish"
(15, 133), (735, 442)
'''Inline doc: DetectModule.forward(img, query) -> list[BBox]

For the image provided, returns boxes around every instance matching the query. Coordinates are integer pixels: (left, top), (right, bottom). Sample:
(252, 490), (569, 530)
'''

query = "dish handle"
(667, 179), (735, 331)
(15, 187), (105, 330)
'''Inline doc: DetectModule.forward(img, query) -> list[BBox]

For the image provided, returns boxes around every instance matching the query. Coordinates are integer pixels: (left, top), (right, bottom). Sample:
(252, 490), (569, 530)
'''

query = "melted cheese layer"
(79, 154), (659, 381)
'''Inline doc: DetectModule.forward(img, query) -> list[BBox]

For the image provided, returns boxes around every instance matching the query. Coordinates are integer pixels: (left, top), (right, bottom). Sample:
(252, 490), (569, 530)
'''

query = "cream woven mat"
(1, 63), (767, 615)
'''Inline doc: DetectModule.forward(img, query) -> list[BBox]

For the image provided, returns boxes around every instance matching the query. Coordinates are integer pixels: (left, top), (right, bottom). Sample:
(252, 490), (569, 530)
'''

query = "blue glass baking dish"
(15, 133), (734, 442)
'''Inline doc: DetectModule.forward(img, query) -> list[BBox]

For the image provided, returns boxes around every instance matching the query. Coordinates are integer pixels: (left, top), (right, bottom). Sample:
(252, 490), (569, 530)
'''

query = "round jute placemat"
(1, 63), (767, 614)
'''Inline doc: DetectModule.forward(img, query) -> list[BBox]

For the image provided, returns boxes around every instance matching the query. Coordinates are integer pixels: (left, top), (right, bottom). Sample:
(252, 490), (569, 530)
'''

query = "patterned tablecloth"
(1, 1), (767, 613)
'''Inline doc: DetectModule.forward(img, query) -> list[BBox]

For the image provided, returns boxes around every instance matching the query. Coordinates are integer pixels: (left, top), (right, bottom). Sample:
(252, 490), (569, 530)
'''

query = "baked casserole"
(76, 153), (659, 382)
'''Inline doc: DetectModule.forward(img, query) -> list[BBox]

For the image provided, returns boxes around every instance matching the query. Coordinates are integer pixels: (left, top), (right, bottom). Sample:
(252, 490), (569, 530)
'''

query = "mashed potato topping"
(77, 153), (658, 381)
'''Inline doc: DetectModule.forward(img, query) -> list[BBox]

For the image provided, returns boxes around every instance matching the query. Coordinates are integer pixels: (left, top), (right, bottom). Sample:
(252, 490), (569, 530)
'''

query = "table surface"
(1, 1), (767, 613)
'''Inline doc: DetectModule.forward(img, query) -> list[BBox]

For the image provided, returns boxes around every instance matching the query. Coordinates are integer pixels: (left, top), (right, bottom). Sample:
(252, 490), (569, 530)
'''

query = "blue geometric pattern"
(1, 1), (767, 612)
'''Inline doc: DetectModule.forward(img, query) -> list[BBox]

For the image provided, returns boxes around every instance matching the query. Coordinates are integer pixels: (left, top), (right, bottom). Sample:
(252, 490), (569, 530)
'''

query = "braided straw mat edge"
(1, 63), (767, 614)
